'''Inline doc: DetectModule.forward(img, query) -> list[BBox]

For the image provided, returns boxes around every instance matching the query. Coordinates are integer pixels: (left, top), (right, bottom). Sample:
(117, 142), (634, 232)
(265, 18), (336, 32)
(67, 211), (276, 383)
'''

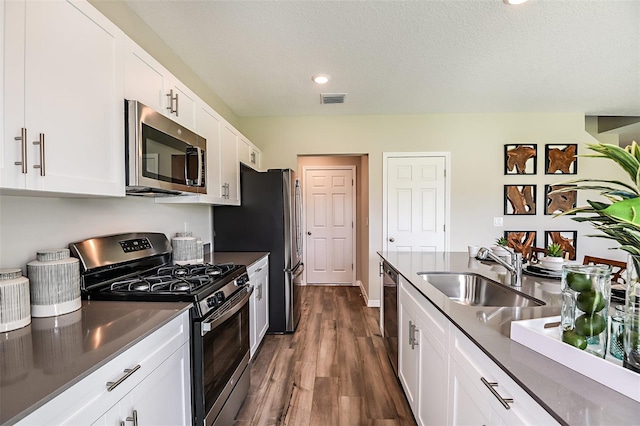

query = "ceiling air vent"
(320, 93), (347, 104)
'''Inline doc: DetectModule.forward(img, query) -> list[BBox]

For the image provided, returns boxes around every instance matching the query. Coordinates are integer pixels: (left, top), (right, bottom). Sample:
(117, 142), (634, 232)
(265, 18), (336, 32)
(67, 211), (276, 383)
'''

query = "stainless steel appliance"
(125, 100), (206, 196)
(214, 168), (303, 333)
(382, 260), (399, 375)
(69, 232), (251, 426)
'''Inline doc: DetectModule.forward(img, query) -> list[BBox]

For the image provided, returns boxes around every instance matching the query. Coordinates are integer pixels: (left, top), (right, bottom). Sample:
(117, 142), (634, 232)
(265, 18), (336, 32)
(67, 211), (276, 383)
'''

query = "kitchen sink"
(418, 272), (545, 307)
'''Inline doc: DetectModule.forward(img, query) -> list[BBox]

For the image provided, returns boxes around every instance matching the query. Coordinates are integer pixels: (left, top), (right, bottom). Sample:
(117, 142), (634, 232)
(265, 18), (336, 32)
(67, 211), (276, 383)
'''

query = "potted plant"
(492, 236), (510, 258)
(540, 243), (565, 270)
(554, 141), (640, 371)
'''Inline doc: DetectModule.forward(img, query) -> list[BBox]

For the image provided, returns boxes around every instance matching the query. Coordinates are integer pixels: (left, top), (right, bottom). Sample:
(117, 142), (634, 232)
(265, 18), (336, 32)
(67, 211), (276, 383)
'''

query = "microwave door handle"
(184, 146), (202, 186)
(196, 147), (204, 186)
(184, 147), (191, 184)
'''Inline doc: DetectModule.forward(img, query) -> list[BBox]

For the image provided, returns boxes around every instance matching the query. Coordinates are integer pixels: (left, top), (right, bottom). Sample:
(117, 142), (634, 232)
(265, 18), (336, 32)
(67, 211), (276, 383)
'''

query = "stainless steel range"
(69, 232), (252, 426)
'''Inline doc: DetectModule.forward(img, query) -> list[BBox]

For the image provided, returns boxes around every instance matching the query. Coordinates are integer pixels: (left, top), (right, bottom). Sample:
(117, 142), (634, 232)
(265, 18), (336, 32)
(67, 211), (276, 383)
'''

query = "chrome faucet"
(477, 247), (523, 288)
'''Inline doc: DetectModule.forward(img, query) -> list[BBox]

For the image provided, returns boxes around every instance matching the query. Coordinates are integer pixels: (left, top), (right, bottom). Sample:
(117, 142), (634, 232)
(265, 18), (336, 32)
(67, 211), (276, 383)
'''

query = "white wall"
(0, 195), (212, 272)
(240, 112), (627, 305)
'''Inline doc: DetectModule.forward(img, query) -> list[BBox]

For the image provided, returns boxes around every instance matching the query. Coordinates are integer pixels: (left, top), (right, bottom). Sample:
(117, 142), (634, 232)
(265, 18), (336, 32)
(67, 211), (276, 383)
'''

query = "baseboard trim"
(357, 280), (380, 307)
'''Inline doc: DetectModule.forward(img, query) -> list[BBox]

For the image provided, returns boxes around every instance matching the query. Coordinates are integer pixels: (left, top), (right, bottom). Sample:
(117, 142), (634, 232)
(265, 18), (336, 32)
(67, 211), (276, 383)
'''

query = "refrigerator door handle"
(285, 262), (304, 278)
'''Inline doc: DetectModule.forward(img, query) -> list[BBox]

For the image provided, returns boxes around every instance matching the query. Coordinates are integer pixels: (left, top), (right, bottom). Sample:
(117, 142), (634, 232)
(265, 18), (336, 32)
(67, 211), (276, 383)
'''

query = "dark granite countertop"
(379, 251), (640, 426)
(212, 252), (269, 268)
(0, 300), (191, 425)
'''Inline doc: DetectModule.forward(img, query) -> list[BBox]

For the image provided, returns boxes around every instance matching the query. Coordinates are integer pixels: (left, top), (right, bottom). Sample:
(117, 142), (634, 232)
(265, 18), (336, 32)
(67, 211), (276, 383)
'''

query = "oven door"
(193, 286), (252, 426)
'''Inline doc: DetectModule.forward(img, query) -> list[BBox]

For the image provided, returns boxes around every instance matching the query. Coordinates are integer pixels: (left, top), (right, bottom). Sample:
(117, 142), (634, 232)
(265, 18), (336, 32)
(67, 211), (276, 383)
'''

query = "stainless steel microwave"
(125, 100), (206, 196)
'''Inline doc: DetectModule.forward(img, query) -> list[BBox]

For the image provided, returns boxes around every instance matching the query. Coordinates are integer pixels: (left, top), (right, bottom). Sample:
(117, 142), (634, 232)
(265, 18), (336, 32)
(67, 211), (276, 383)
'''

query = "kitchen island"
(380, 251), (640, 425)
(0, 300), (191, 425)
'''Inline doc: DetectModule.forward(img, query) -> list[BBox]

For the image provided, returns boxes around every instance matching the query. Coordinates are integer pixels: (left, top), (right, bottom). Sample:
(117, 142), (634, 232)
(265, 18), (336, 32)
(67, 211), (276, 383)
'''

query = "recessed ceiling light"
(503, 0), (528, 4)
(312, 74), (330, 85)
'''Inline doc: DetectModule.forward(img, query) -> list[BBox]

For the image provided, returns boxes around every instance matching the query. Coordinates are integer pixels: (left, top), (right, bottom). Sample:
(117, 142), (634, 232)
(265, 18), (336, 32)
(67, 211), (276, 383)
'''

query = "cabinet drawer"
(19, 312), (189, 425)
(247, 255), (269, 277)
(453, 329), (558, 425)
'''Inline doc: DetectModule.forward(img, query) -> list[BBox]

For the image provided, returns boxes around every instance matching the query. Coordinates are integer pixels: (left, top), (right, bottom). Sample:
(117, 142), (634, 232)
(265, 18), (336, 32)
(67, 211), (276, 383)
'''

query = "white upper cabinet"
(239, 136), (261, 171)
(2, 0), (125, 197)
(124, 37), (197, 131)
(156, 103), (241, 206)
(220, 123), (241, 205)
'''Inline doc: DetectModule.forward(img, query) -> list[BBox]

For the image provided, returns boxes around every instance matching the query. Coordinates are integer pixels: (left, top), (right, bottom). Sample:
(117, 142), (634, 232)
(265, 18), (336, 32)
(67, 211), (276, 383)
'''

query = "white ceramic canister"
(27, 249), (81, 317)
(172, 234), (197, 265)
(0, 269), (31, 332)
(196, 238), (204, 263)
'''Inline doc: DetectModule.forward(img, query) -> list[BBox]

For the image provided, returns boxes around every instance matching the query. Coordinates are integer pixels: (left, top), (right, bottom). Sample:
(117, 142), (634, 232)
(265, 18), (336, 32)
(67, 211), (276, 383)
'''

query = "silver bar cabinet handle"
(126, 409), (138, 426)
(166, 89), (178, 115)
(14, 128), (27, 173)
(408, 321), (414, 347)
(33, 133), (45, 176)
(480, 377), (514, 409)
(106, 365), (141, 391)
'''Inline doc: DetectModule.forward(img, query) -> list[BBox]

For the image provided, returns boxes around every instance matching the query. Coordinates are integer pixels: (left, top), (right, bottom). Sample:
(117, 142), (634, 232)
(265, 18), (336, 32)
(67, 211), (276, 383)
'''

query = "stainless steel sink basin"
(418, 273), (545, 307)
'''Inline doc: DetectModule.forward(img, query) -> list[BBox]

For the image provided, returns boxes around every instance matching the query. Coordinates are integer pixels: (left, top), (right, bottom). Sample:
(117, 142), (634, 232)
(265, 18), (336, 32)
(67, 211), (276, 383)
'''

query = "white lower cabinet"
(18, 311), (191, 426)
(398, 277), (558, 426)
(398, 276), (448, 426)
(248, 255), (269, 358)
(450, 328), (558, 426)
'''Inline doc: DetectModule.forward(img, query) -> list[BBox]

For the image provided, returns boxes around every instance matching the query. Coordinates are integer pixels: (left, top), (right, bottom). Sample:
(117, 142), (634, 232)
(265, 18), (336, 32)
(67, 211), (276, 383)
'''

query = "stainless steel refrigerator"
(213, 168), (303, 333)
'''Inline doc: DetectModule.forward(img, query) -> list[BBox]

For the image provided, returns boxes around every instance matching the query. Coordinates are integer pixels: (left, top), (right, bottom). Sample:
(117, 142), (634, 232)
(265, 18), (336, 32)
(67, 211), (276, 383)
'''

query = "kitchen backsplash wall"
(0, 195), (212, 271)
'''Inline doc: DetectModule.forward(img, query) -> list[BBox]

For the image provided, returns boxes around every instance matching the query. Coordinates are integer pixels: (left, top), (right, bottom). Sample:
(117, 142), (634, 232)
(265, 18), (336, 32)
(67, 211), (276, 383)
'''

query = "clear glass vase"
(624, 255), (640, 373)
(560, 264), (611, 357)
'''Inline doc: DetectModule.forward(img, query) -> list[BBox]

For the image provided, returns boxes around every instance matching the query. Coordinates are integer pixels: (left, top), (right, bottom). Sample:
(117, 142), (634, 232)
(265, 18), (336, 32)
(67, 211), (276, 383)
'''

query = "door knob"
(389, 237), (395, 242)
(307, 231), (312, 235)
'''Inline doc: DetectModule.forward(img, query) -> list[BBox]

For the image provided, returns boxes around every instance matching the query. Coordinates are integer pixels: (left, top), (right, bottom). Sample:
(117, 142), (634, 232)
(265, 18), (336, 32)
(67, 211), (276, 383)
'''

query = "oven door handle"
(201, 285), (253, 336)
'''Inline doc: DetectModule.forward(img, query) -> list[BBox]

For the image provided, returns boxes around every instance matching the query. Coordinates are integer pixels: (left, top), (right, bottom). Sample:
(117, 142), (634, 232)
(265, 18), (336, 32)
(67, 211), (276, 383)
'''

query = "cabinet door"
(249, 257), (269, 357)
(128, 342), (191, 426)
(250, 146), (261, 170)
(166, 76), (198, 131)
(197, 104), (224, 203)
(23, 0), (124, 196)
(238, 137), (251, 168)
(417, 320), (448, 426)
(1, 0), (27, 190)
(398, 299), (419, 412)
(124, 37), (167, 113)
(449, 360), (494, 426)
(220, 124), (240, 205)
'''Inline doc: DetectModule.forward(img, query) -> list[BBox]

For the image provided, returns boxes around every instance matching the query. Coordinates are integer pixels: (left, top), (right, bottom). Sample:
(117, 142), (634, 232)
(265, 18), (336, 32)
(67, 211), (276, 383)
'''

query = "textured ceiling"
(124, 0), (640, 117)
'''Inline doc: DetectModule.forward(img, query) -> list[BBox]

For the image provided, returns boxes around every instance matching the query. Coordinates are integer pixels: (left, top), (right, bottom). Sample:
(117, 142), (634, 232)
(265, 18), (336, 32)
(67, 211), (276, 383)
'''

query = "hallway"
(234, 286), (415, 425)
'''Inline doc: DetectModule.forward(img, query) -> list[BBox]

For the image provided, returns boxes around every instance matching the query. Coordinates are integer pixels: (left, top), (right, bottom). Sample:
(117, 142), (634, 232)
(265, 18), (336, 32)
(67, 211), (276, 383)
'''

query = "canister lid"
(36, 248), (70, 262)
(175, 232), (193, 237)
(0, 268), (23, 280)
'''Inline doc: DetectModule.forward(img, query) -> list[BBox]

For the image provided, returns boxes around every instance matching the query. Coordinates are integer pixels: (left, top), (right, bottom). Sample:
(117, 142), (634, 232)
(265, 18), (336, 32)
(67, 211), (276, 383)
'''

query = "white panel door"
(305, 167), (355, 284)
(386, 156), (446, 253)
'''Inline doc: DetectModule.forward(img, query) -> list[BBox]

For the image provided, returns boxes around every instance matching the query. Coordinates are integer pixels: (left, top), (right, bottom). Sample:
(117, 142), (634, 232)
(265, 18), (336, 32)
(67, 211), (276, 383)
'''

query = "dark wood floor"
(234, 286), (416, 426)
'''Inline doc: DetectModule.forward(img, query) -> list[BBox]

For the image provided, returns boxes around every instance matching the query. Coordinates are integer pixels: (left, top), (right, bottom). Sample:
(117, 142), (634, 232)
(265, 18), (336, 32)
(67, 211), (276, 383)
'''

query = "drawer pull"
(106, 365), (141, 391)
(481, 377), (513, 410)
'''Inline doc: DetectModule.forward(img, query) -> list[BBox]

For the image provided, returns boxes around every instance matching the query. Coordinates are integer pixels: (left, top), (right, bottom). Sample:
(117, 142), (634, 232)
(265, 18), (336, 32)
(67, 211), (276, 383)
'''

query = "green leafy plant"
(546, 243), (564, 258)
(495, 236), (508, 247)
(554, 141), (640, 256)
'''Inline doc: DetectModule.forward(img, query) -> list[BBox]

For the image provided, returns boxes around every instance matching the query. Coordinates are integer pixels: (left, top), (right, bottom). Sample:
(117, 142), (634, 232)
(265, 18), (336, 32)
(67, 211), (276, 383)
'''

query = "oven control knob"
(207, 291), (225, 308)
(235, 276), (248, 286)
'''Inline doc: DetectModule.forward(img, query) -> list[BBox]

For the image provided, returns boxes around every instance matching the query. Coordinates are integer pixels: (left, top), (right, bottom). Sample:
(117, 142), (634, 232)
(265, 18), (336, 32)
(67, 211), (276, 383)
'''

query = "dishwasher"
(381, 260), (399, 375)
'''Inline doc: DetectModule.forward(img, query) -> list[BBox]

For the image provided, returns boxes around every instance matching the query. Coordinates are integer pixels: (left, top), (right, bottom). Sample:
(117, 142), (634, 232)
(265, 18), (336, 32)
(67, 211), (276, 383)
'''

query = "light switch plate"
(493, 217), (503, 227)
